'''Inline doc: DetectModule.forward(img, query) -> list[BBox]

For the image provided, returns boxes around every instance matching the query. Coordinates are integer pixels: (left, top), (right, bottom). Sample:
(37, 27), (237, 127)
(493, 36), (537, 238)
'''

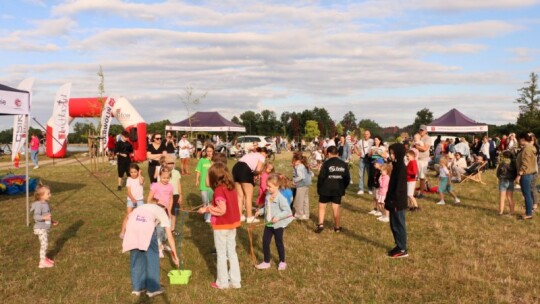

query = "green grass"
(1, 153), (539, 303)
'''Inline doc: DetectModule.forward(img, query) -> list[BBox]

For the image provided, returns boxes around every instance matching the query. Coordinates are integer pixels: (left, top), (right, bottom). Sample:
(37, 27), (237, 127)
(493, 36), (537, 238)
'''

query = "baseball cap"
(419, 125), (427, 131)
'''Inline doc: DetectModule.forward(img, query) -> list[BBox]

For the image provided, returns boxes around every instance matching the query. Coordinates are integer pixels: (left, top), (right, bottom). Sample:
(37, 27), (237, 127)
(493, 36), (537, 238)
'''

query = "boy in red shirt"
(406, 150), (420, 211)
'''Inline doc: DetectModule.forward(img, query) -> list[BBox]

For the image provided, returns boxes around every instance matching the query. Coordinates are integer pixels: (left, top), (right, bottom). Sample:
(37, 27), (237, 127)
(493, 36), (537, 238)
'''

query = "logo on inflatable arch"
(14, 99), (22, 107)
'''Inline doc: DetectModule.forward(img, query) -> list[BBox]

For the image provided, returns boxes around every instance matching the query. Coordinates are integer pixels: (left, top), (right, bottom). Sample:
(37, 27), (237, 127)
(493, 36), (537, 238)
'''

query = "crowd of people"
(30, 127), (539, 297)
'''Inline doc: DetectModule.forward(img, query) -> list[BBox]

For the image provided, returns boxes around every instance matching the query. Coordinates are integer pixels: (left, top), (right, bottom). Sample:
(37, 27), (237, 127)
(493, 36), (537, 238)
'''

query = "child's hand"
(272, 217), (279, 223)
(254, 210), (260, 217)
(197, 207), (206, 214)
(52, 220), (59, 226)
(42, 214), (52, 220)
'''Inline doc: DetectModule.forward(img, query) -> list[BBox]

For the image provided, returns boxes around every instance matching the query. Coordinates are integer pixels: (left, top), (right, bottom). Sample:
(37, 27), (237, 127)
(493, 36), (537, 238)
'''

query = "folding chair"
(459, 161), (488, 185)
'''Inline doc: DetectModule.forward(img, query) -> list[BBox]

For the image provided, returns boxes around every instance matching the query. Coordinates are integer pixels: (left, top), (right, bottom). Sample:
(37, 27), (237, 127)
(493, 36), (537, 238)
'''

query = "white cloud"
(413, 0), (540, 11)
(509, 47), (540, 62)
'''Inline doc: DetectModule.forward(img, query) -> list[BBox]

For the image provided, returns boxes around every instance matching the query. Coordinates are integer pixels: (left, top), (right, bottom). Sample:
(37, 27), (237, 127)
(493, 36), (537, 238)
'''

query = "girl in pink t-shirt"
(147, 168), (174, 258)
(256, 162), (274, 207)
(376, 164), (392, 223)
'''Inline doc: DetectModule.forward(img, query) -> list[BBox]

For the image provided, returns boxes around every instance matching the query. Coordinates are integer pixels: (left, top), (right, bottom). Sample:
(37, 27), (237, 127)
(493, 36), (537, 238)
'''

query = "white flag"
(11, 78), (34, 162)
(100, 97), (114, 153)
(52, 83), (71, 154)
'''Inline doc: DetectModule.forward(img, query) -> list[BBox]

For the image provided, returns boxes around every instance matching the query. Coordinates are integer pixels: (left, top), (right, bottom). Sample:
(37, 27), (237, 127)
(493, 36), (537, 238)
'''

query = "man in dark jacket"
(315, 146), (350, 233)
(114, 131), (134, 191)
(385, 143), (409, 258)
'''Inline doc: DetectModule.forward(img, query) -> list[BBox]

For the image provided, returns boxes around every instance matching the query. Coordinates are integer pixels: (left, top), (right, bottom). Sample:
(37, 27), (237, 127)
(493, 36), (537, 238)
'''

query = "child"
(292, 152), (312, 220)
(278, 174), (294, 207)
(114, 130), (133, 191)
(122, 194), (179, 297)
(31, 185), (57, 268)
(154, 155), (167, 182)
(376, 164), (392, 223)
(314, 148), (323, 170)
(437, 156), (461, 205)
(368, 159), (384, 216)
(254, 174), (294, 270)
(166, 155), (182, 233)
(406, 150), (420, 211)
(196, 144), (214, 223)
(257, 162), (275, 207)
(147, 167), (174, 258)
(197, 162), (242, 289)
(120, 164), (144, 239)
(496, 150), (516, 215)
(385, 143), (409, 258)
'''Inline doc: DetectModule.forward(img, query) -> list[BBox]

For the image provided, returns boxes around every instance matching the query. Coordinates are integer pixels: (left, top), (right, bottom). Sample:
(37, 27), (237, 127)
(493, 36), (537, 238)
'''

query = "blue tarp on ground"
(0, 175), (38, 195)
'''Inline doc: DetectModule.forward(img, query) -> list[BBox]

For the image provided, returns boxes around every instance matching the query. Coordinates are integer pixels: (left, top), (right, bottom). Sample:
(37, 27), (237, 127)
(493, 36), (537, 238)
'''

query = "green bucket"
(168, 270), (192, 285)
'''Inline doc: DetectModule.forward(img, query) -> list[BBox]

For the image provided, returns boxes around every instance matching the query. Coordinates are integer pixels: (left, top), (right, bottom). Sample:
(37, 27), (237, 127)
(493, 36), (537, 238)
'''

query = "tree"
(357, 119), (382, 136)
(180, 86), (207, 138)
(304, 120), (320, 141)
(147, 120), (172, 135)
(231, 116), (241, 125)
(336, 123), (344, 136)
(412, 108), (433, 132)
(516, 72), (540, 114)
(340, 111), (357, 132)
(239, 111), (260, 134)
(259, 109), (280, 135)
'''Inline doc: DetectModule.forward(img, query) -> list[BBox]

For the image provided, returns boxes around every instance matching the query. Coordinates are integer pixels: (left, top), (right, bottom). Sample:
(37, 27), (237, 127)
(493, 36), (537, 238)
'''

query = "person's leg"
(389, 209), (407, 251)
(293, 187), (307, 217)
(498, 190), (506, 215)
(146, 230), (161, 292)
(148, 165), (156, 183)
(274, 228), (285, 262)
(35, 229), (48, 261)
(213, 229), (230, 288)
(530, 173), (538, 210)
(262, 226), (273, 263)
(130, 249), (146, 292)
(332, 203), (341, 228)
(201, 190), (210, 222)
(303, 188), (310, 218)
(520, 174), (534, 216)
(358, 160), (365, 192)
(30, 150), (38, 166)
(241, 183), (254, 218)
(318, 203), (326, 225)
(367, 163), (374, 192)
(507, 190), (515, 214)
(235, 182), (244, 216)
(226, 229), (241, 286)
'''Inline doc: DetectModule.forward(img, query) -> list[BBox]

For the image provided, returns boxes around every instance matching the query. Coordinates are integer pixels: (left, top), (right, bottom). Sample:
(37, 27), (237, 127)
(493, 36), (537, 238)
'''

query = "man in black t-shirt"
(115, 131), (133, 191)
(315, 146), (350, 233)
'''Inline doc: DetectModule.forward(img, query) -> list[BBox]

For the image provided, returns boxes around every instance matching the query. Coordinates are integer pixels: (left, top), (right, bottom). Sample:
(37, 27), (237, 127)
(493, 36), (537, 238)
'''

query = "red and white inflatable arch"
(45, 97), (147, 162)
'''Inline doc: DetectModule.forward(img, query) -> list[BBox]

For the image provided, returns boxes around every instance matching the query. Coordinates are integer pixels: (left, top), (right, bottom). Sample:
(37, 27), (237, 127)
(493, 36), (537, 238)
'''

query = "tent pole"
(25, 115), (30, 227)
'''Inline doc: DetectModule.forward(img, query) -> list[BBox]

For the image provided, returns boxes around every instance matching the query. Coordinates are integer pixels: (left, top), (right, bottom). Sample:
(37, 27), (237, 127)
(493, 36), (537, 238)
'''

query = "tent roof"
(0, 83), (30, 115)
(166, 111), (246, 132)
(427, 108), (488, 133)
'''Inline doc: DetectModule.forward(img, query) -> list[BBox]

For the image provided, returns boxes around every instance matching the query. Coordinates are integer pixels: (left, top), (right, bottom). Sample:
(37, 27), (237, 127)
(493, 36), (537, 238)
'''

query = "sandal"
(314, 224), (324, 234)
(519, 215), (533, 220)
(334, 227), (342, 233)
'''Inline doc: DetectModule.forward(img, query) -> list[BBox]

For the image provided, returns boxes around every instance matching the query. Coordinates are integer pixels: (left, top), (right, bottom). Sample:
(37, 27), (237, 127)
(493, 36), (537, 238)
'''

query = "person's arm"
(164, 227), (179, 266)
(126, 186), (137, 204)
(317, 163), (327, 191)
(198, 198), (227, 216)
(254, 160), (265, 175)
(195, 171), (201, 187)
(147, 189), (156, 204)
(343, 165), (351, 188)
(138, 170), (144, 185)
(292, 166), (305, 183)
(274, 195), (292, 222)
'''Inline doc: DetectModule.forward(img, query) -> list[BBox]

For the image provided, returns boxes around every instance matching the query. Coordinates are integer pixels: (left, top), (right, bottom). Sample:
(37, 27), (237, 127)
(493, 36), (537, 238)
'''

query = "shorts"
(498, 178), (515, 192)
(377, 194), (386, 204)
(232, 161), (255, 185)
(438, 177), (452, 193)
(418, 159), (429, 179)
(319, 195), (342, 204)
(127, 199), (144, 208)
(172, 194), (180, 216)
(117, 157), (130, 178)
(407, 181), (416, 197)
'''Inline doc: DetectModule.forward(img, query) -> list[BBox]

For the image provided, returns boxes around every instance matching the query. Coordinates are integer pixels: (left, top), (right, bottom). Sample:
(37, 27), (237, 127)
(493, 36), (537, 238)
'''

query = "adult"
(413, 125), (432, 198)
(164, 132), (177, 159)
(471, 137), (482, 157)
(178, 134), (192, 175)
(507, 133), (518, 152)
(232, 147), (267, 223)
(147, 133), (166, 183)
(480, 136), (491, 164)
(367, 135), (387, 195)
(499, 135), (508, 151)
(107, 134), (116, 163)
(115, 131), (134, 191)
(315, 146), (350, 233)
(354, 130), (373, 195)
(530, 134), (540, 212)
(454, 137), (470, 162)
(515, 132), (537, 220)
(337, 136), (346, 161)
(29, 132), (40, 169)
(433, 135), (442, 153)
(450, 152), (467, 182)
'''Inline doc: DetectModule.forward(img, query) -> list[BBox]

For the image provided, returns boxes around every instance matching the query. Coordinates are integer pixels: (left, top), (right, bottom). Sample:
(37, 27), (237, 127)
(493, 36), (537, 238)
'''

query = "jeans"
(130, 230), (160, 292)
(201, 190), (211, 221)
(358, 159), (368, 191)
(520, 174), (534, 216)
(531, 173), (538, 208)
(341, 145), (350, 161)
(30, 149), (39, 166)
(262, 226), (285, 263)
(213, 229), (241, 288)
(389, 209), (407, 251)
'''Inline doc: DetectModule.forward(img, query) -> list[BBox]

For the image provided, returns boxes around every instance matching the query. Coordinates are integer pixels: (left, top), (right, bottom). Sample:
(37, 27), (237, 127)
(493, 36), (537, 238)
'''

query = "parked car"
(216, 135), (277, 157)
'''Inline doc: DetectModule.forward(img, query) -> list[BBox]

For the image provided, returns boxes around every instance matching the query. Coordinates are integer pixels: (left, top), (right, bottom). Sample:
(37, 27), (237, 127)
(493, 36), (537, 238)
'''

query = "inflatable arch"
(45, 97), (147, 162)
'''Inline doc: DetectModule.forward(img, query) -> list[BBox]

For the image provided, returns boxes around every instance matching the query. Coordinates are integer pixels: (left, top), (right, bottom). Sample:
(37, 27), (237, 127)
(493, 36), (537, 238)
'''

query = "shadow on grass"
(48, 219), (84, 259)
(184, 211), (216, 278)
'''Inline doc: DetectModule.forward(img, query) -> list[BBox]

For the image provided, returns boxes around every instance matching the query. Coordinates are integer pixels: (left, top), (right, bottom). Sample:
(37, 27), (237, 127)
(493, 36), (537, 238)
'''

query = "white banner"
(100, 97), (114, 153)
(427, 125), (488, 133)
(52, 83), (71, 154)
(11, 79), (34, 162)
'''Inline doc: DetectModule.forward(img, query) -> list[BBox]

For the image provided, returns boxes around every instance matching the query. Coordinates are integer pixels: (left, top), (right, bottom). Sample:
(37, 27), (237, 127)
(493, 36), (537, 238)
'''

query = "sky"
(1, 0), (540, 131)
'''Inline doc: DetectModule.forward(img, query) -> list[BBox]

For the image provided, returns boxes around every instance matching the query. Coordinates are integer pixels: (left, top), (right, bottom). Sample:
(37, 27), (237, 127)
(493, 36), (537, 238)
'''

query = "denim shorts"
(498, 178), (514, 192)
(127, 199), (145, 208)
(438, 177), (452, 193)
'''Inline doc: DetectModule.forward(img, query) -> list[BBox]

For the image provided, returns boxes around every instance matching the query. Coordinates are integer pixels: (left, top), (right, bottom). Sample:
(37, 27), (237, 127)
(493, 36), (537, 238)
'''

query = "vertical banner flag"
(52, 83), (71, 154)
(100, 97), (114, 153)
(12, 78), (34, 163)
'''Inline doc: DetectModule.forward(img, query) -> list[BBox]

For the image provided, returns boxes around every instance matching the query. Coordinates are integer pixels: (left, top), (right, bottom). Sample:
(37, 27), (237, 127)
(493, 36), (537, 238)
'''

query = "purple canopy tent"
(427, 108), (488, 133)
(166, 111), (246, 132)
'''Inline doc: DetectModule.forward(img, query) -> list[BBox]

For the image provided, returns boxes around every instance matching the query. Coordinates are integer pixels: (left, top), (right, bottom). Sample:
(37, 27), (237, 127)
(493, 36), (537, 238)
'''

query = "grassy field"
(1, 152), (539, 303)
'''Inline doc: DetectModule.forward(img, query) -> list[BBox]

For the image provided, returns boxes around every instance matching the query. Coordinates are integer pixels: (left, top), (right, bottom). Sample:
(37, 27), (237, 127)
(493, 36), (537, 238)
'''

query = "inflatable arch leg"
(46, 97), (147, 162)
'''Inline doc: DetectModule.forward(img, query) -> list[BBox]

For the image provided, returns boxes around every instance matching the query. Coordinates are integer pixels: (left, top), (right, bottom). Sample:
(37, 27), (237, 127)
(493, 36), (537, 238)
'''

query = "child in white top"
(31, 184), (58, 268)
(437, 157), (460, 205)
(120, 164), (145, 238)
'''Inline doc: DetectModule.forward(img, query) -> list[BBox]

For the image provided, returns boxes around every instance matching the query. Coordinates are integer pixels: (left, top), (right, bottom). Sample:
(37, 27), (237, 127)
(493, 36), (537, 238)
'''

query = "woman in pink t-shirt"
(30, 132), (40, 169)
(231, 147), (267, 223)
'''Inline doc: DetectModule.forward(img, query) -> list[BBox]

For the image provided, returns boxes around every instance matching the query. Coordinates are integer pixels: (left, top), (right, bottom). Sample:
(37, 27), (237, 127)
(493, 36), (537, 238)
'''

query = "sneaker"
(294, 214), (304, 220)
(368, 191), (373, 195)
(147, 288), (165, 298)
(172, 230), (180, 236)
(334, 227), (342, 233)
(240, 215), (246, 222)
(391, 250), (409, 259)
(33, 165), (39, 169)
(387, 246), (400, 256)
(373, 211), (382, 217)
(247, 216), (260, 223)
(377, 216), (389, 223)
(454, 198), (461, 204)
(211, 282), (229, 289)
(436, 200), (446, 205)
(416, 193), (424, 199)
(38, 260), (54, 268)
(368, 209), (378, 215)
(314, 224), (324, 233)
(117, 186), (122, 191)
(255, 262), (271, 270)
(205, 219), (211, 223)
(357, 190), (364, 195)
(278, 262), (287, 270)
(230, 283), (242, 289)
(46, 257), (55, 264)
(131, 290), (144, 296)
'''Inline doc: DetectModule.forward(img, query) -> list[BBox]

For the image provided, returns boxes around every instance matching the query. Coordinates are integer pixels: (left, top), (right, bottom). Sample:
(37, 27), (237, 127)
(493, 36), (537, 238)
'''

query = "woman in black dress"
(147, 133), (166, 183)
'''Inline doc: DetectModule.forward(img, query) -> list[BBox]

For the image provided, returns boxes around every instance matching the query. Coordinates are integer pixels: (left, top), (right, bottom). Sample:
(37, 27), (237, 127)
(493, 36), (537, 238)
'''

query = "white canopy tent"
(1, 83), (32, 226)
